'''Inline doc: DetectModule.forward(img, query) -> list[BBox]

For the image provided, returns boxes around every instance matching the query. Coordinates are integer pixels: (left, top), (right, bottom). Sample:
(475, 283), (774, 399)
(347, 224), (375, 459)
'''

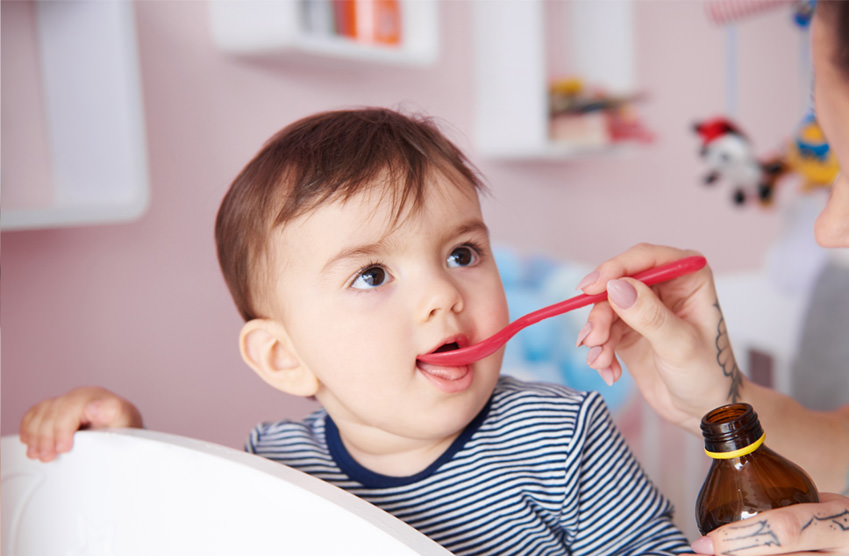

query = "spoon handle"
(418, 255), (707, 367)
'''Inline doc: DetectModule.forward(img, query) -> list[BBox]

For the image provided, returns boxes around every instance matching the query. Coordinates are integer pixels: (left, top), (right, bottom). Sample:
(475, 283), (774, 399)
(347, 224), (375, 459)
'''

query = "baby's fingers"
(18, 387), (119, 462)
(19, 399), (69, 462)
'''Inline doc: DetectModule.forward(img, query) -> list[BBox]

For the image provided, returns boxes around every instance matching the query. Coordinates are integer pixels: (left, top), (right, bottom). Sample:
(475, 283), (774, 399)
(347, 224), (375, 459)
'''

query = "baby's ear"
(239, 319), (319, 397)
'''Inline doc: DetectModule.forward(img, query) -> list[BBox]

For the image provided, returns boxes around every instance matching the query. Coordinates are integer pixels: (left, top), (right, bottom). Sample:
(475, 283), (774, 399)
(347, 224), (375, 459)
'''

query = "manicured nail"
(576, 271), (600, 290)
(607, 279), (637, 309)
(599, 367), (615, 386)
(691, 536), (715, 555)
(586, 345), (602, 366)
(576, 322), (592, 347)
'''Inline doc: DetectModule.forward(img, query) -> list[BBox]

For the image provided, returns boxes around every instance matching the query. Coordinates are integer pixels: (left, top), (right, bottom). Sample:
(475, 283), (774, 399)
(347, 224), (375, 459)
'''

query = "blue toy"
(494, 247), (634, 414)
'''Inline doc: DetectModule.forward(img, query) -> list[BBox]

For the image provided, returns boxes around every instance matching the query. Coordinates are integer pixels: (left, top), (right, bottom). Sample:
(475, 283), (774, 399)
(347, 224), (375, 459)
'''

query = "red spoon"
(417, 255), (707, 367)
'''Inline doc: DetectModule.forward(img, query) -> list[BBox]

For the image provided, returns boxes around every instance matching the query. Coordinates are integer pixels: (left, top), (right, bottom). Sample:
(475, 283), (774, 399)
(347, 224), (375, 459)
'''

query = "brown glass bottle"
(695, 402), (819, 535)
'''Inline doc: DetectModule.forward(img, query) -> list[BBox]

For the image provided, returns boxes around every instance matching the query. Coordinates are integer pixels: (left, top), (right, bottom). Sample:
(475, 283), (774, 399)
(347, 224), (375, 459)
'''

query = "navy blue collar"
(324, 397), (492, 488)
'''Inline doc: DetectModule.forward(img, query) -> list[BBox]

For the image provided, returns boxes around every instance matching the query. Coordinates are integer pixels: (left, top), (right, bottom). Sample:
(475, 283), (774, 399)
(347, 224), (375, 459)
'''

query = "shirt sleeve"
(566, 392), (695, 556)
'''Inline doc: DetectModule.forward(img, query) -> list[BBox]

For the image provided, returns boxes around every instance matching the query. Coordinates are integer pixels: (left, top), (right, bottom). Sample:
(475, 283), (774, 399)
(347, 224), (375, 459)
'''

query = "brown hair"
(215, 107), (486, 321)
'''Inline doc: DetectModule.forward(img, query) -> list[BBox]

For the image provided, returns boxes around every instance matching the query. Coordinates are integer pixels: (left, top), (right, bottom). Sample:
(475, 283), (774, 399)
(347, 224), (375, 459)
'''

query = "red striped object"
(705, 0), (794, 24)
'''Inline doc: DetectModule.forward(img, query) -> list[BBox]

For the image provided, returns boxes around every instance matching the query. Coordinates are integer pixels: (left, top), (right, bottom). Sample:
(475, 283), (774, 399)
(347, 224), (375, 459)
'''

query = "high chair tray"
(1, 429), (450, 555)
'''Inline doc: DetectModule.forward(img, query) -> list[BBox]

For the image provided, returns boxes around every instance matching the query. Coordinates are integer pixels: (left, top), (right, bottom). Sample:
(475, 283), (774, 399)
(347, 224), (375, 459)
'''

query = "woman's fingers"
(607, 277), (705, 365)
(577, 244), (700, 295)
(694, 494), (849, 555)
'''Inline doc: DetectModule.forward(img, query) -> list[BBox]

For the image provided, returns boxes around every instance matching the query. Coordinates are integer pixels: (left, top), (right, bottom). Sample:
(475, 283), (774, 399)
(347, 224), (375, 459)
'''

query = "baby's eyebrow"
(322, 243), (385, 274)
(321, 219), (490, 273)
(455, 220), (490, 239)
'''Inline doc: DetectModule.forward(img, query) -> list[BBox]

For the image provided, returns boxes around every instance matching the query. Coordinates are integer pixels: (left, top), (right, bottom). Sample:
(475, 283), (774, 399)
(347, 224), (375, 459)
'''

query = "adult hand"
(691, 493), (849, 555)
(576, 243), (744, 434)
(19, 386), (143, 462)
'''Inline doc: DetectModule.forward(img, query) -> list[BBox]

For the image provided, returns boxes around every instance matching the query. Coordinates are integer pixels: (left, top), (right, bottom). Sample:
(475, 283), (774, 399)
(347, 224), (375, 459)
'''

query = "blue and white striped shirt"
(247, 376), (692, 555)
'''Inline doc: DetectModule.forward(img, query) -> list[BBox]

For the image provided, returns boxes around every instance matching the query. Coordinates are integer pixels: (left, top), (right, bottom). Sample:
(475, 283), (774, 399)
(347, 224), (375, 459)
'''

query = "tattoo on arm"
(714, 301), (742, 403)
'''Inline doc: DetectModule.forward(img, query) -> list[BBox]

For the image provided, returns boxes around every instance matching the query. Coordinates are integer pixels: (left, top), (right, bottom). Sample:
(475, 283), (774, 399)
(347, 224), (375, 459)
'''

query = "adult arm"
(576, 243), (849, 493)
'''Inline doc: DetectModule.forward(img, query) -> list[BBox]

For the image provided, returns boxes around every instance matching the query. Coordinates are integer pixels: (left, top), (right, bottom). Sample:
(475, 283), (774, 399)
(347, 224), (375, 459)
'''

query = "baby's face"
(264, 174), (510, 459)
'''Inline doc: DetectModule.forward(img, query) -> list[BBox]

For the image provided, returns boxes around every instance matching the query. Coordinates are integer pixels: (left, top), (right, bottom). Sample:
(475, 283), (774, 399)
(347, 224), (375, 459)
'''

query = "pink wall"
(1, 1), (809, 449)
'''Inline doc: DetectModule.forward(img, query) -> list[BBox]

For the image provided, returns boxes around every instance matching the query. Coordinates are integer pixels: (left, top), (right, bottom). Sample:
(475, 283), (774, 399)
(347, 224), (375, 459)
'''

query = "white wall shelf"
(2, 1), (150, 231)
(473, 0), (635, 160)
(208, 0), (438, 67)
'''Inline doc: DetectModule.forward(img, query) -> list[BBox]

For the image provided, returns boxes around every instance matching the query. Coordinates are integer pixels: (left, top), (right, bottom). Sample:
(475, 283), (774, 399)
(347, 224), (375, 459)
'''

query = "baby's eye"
(350, 265), (390, 290)
(447, 245), (479, 268)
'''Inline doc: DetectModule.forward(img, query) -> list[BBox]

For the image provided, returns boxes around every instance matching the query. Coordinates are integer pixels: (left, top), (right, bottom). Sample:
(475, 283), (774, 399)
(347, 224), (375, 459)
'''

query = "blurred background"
(2, 0), (837, 540)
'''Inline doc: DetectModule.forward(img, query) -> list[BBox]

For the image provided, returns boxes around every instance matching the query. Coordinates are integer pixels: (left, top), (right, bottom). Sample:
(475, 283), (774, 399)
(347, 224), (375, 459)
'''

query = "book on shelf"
(301, 0), (402, 46)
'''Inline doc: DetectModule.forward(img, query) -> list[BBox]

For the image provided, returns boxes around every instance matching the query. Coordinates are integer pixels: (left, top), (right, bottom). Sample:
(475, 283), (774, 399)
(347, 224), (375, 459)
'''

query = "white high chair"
(1, 429), (450, 555)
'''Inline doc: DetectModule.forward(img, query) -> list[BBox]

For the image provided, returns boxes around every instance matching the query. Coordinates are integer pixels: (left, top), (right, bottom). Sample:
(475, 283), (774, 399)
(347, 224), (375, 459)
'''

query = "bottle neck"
(704, 432), (765, 459)
(701, 402), (765, 458)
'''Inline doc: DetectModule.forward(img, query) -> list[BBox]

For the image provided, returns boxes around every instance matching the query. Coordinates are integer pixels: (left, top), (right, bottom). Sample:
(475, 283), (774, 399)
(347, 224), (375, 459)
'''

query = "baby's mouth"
(418, 340), (473, 392)
(417, 335), (469, 370)
(418, 340), (466, 371)
(433, 341), (460, 353)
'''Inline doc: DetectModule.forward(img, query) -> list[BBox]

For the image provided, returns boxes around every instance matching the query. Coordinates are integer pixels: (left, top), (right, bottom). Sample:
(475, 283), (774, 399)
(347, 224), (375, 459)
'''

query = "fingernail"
(576, 271), (600, 290)
(576, 322), (593, 347)
(691, 536), (715, 555)
(599, 367), (615, 386)
(607, 279), (637, 309)
(586, 345), (602, 366)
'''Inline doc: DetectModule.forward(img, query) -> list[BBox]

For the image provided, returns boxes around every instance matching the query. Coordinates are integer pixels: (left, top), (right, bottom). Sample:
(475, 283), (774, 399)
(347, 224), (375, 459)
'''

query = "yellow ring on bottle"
(705, 433), (765, 459)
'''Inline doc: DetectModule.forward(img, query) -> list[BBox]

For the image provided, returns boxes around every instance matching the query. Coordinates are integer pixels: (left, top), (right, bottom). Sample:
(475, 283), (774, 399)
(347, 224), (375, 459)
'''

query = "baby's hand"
(19, 386), (143, 462)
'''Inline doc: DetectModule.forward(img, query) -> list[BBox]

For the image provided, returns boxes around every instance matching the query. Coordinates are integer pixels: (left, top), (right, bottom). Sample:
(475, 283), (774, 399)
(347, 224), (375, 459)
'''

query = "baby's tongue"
(418, 361), (473, 393)
(418, 363), (467, 379)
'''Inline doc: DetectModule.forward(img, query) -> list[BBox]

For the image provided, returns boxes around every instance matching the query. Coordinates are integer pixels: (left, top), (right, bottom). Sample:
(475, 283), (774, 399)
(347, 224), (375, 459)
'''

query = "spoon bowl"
(417, 255), (707, 367)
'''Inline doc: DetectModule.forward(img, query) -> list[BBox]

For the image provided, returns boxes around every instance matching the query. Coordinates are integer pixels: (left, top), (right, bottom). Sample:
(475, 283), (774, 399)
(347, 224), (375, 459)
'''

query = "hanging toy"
(693, 117), (788, 207)
(784, 115), (840, 191)
(792, 0), (816, 27)
(704, 0), (815, 26)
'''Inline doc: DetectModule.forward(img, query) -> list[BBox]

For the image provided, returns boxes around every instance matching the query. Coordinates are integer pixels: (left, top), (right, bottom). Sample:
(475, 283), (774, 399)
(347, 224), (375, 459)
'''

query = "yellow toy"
(785, 116), (840, 191)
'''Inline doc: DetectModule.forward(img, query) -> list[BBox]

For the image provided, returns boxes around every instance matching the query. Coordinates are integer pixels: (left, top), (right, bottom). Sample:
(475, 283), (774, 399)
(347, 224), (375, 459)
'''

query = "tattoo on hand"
(717, 520), (780, 555)
(801, 508), (849, 532)
(714, 301), (742, 403)
(717, 507), (849, 554)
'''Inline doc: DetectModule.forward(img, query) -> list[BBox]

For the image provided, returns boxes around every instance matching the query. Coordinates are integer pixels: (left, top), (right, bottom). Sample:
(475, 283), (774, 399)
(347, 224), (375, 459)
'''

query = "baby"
(21, 108), (692, 554)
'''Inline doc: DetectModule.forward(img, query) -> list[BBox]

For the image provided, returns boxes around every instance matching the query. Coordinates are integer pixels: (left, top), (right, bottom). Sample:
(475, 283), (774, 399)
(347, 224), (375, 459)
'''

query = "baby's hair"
(215, 107), (486, 321)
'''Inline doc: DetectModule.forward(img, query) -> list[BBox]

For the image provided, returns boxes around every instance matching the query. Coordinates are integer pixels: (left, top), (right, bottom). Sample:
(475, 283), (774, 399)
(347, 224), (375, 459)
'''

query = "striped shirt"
(247, 376), (692, 555)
